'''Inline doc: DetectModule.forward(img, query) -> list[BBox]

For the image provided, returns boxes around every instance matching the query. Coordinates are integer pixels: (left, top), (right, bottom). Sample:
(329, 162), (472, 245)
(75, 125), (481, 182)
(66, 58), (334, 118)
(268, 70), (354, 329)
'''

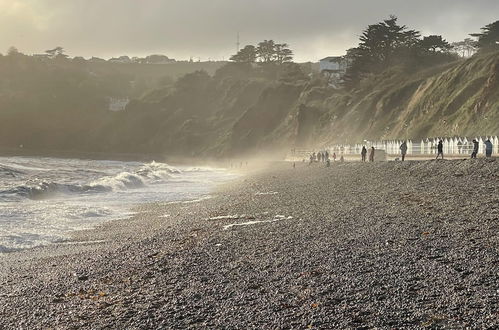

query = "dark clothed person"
(361, 147), (367, 162)
(400, 142), (408, 161)
(436, 141), (444, 159)
(471, 140), (479, 159)
(369, 147), (375, 162)
(484, 139), (493, 158)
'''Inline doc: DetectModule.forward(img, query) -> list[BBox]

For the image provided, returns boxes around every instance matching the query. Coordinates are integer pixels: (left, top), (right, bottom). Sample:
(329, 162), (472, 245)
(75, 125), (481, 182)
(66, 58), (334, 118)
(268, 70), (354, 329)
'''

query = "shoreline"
(1, 159), (498, 328)
(0, 154), (251, 254)
(0, 147), (259, 168)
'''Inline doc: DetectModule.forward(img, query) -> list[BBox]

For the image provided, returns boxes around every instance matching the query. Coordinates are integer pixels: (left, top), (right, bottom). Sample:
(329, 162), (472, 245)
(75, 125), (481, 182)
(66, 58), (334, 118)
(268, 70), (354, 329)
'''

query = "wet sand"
(1, 159), (498, 328)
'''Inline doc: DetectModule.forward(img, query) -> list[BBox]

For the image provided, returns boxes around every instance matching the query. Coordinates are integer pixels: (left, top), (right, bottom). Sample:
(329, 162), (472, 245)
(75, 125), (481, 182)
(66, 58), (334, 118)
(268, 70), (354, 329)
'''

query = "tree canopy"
(45, 46), (67, 58)
(7, 46), (22, 56)
(229, 40), (293, 65)
(229, 45), (257, 63)
(345, 16), (455, 87)
(470, 20), (499, 52)
(357, 16), (420, 69)
(274, 43), (294, 64)
(419, 35), (452, 53)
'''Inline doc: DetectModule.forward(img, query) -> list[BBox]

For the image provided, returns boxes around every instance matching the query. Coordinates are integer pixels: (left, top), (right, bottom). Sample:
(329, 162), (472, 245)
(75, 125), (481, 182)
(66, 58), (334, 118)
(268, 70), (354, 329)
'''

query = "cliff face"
(388, 52), (499, 139)
(297, 51), (499, 146)
(107, 51), (498, 157)
(1, 52), (497, 158)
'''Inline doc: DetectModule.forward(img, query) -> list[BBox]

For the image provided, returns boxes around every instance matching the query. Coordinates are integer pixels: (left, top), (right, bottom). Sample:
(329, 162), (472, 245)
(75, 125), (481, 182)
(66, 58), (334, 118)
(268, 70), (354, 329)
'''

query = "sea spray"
(0, 156), (237, 252)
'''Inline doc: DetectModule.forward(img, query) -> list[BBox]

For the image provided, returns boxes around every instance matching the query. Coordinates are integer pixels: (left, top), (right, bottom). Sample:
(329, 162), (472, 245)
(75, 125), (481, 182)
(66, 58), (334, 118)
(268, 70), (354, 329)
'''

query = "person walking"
(484, 139), (493, 158)
(436, 140), (444, 159)
(471, 139), (479, 159)
(361, 146), (367, 162)
(369, 147), (375, 162)
(400, 141), (408, 161)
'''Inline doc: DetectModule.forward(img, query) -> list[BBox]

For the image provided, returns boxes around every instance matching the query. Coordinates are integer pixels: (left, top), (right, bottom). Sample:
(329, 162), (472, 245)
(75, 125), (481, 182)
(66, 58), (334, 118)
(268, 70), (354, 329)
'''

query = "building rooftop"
(320, 56), (345, 62)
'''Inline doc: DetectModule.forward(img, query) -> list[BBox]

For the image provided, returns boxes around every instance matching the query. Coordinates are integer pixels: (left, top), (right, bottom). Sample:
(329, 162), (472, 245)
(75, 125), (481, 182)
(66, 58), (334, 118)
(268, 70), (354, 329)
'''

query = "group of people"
(310, 151), (330, 163)
(305, 138), (494, 166)
(309, 146), (376, 165)
(472, 139), (494, 158)
(434, 138), (494, 160)
(360, 146), (376, 162)
(309, 151), (343, 165)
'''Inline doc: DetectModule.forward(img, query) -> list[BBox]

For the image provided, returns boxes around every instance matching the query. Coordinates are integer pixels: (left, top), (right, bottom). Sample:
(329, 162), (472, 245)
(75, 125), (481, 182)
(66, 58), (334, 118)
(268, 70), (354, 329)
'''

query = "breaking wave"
(0, 164), (25, 178)
(1, 161), (188, 201)
(0, 156), (236, 253)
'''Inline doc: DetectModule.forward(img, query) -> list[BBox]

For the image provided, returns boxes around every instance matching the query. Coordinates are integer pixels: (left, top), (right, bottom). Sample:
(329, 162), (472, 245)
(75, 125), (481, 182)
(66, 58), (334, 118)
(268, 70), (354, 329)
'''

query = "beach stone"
(75, 274), (89, 281)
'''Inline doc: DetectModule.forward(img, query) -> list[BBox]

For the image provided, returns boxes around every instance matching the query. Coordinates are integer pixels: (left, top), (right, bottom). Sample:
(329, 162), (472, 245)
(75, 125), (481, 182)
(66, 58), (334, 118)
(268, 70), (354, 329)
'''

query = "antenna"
(236, 32), (240, 53)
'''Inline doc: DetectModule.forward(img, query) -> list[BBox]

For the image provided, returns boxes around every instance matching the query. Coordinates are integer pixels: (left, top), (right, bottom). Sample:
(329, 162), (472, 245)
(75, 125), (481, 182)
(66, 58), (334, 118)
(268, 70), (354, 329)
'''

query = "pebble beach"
(1, 159), (498, 329)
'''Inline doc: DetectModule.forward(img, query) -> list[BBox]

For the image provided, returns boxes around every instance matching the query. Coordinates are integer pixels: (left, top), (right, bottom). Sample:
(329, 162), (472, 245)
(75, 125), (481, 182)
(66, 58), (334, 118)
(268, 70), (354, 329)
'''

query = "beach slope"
(1, 159), (498, 328)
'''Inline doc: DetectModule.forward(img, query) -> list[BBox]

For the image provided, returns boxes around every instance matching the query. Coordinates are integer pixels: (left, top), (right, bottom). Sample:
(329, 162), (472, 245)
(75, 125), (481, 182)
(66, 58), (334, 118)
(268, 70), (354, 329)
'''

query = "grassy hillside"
(294, 51), (499, 147)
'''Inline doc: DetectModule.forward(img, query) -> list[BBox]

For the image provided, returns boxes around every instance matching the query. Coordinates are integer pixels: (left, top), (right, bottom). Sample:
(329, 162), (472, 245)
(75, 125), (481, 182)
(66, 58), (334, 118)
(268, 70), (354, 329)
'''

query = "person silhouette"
(436, 140), (444, 159)
(400, 141), (408, 161)
(471, 139), (479, 159)
(484, 139), (493, 158)
(361, 146), (367, 162)
(369, 147), (375, 162)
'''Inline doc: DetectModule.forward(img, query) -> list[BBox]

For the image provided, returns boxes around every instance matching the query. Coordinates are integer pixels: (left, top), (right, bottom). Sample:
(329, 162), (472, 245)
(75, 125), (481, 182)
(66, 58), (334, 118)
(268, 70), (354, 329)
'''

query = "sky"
(0, 0), (497, 62)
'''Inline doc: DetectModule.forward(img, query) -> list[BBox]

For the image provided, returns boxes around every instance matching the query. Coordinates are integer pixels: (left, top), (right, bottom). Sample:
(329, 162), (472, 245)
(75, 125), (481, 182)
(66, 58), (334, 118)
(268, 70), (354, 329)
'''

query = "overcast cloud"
(0, 0), (497, 61)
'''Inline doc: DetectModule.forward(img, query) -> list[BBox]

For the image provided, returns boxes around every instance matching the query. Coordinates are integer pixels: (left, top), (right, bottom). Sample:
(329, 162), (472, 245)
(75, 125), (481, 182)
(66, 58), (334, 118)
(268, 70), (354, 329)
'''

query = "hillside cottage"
(319, 56), (349, 73)
(319, 56), (350, 88)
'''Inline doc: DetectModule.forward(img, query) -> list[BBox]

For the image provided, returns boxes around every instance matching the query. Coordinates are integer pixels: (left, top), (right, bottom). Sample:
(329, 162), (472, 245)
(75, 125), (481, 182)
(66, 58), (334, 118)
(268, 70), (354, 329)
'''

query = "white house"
(319, 56), (350, 88)
(319, 56), (349, 73)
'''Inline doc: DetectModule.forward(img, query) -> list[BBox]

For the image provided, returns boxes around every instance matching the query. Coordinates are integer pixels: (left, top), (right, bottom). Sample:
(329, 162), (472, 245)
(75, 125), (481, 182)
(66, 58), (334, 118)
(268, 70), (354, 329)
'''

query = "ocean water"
(0, 156), (236, 253)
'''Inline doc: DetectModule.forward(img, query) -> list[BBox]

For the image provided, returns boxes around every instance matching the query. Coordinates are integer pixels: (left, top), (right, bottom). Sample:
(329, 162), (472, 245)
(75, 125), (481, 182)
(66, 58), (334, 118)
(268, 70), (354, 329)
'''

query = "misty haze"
(0, 1), (498, 328)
